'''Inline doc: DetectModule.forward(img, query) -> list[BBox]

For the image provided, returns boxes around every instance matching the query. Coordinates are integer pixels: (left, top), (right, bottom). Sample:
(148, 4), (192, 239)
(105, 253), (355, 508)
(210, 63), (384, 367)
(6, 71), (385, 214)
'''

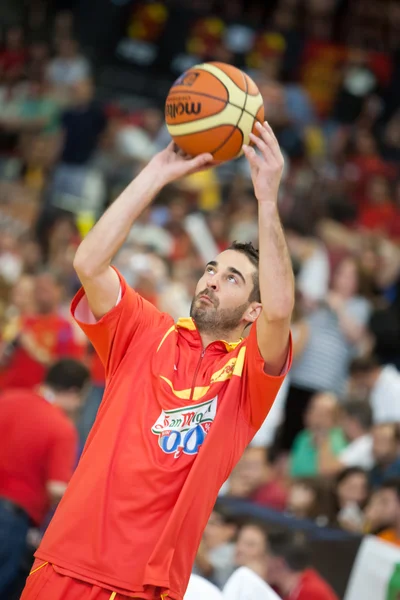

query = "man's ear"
(244, 302), (262, 325)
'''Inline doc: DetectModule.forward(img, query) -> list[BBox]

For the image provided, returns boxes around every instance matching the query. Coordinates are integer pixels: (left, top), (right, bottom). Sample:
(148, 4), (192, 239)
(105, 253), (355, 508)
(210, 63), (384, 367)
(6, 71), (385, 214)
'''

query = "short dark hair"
(342, 400), (373, 431)
(45, 359), (90, 393)
(349, 355), (380, 376)
(336, 466), (367, 487)
(228, 241), (260, 303)
(269, 532), (311, 572)
(380, 478), (400, 499)
(212, 501), (238, 526)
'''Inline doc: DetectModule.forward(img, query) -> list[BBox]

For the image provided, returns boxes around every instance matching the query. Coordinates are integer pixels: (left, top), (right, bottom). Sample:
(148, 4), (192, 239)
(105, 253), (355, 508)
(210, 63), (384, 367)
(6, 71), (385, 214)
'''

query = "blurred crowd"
(0, 0), (399, 598)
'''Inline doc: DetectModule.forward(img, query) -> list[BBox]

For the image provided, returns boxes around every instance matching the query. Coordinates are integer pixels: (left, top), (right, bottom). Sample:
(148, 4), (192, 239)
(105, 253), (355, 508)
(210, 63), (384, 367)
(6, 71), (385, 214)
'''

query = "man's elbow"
(73, 247), (101, 280)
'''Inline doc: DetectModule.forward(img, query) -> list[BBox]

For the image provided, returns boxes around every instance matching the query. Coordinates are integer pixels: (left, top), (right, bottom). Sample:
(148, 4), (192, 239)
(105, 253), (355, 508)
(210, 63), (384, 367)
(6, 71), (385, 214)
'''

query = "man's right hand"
(145, 142), (215, 186)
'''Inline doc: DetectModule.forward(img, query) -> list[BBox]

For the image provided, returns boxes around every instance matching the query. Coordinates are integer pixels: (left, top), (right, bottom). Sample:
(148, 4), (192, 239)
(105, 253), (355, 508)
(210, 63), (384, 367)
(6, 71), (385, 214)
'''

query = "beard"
(190, 289), (250, 336)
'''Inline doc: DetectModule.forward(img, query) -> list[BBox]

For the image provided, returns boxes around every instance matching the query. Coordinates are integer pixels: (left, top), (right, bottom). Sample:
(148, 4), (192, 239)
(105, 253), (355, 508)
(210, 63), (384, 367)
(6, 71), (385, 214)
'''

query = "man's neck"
(199, 326), (245, 349)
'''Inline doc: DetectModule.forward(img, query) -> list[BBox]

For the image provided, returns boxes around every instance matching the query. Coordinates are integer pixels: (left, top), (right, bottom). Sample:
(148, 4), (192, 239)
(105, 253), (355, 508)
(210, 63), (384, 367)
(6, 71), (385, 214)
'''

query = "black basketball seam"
(210, 68), (248, 157)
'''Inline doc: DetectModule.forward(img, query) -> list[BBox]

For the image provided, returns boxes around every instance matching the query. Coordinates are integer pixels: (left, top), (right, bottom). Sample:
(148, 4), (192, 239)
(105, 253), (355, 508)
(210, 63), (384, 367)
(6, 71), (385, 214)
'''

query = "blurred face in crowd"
(364, 488), (399, 533)
(287, 481), (317, 519)
(229, 447), (269, 497)
(336, 471), (368, 509)
(202, 510), (236, 550)
(142, 108), (163, 136)
(367, 176), (390, 205)
(305, 393), (338, 433)
(58, 38), (78, 59)
(34, 273), (62, 314)
(372, 424), (399, 465)
(71, 79), (94, 105)
(6, 26), (23, 49)
(191, 250), (260, 336)
(332, 257), (359, 298)
(235, 524), (269, 575)
(11, 275), (35, 314)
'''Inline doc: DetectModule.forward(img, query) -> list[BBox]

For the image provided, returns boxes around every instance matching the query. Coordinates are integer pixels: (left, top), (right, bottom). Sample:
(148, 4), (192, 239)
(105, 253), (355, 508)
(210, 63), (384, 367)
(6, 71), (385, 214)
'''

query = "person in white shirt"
(223, 567), (281, 600)
(47, 38), (90, 87)
(319, 400), (374, 475)
(349, 356), (400, 423)
(184, 574), (223, 600)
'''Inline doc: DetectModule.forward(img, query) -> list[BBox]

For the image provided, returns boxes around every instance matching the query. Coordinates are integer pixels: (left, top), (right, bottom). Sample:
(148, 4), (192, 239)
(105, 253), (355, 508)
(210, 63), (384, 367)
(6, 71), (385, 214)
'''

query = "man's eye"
(227, 275), (237, 283)
(206, 267), (214, 273)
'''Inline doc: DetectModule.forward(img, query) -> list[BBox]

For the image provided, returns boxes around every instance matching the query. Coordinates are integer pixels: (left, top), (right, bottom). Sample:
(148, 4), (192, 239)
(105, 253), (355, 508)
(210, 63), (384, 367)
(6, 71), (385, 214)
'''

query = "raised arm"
(73, 143), (213, 320)
(243, 122), (295, 375)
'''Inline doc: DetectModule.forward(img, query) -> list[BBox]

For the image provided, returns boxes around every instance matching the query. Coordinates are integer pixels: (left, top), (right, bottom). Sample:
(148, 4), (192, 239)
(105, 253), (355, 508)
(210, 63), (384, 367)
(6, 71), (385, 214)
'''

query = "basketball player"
(21, 122), (294, 600)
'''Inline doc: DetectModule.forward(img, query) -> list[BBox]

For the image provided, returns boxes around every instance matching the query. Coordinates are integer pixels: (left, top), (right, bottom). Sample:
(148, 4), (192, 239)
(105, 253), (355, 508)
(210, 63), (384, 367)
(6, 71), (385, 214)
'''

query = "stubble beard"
(190, 291), (249, 338)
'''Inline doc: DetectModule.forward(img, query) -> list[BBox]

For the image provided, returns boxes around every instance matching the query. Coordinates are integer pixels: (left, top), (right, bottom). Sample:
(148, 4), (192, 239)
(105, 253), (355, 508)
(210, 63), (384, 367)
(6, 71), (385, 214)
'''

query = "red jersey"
(284, 569), (339, 600)
(0, 389), (78, 525)
(36, 271), (291, 600)
(0, 313), (84, 390)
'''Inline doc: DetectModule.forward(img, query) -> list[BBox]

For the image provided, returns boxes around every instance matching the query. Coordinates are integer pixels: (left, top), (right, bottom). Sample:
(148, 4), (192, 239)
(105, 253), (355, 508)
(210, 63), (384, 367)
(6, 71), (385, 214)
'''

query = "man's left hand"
(243, 121), (284, 203)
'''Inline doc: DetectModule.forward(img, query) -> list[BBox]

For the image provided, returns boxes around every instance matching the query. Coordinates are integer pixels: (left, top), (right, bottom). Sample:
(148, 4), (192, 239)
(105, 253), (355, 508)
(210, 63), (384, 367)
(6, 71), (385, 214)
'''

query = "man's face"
(190, 250), (259, 335)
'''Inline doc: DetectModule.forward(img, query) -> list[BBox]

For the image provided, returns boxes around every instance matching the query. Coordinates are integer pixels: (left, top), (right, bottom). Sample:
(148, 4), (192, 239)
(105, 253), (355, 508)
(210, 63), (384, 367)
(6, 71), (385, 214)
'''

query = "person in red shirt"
(267, 532), (339, 600)
(0, 359), (89, 597)
(21, 123), (294, 600)
(0, 271), (85, 390)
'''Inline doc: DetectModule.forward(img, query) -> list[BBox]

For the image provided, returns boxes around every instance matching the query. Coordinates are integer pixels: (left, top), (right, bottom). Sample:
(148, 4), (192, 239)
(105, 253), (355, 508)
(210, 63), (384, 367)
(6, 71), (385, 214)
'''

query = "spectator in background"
(224, 446), (288, 511)
(59, 79), (106, 166)
(282, 255), (370, 449)
(334, 467), (369, 532)
(364, 480), (400, 535)
(0, 76), (60, 136)
(286, 479), (322, 521)
(223, 566), (281, 600)
(0, 26), (26, 83)
(0, 270), (85, 390)
(46, 38), (90, 88)
(267, 532), (339, 600)
(194, 503), (237, 588)
(290, 392), (347, 478)
(234, 521), (270, 580)
(349, 356), (400, 423)
(369, 423), (400, 488)
(319, 400), (374, 475)
(376, 479), (400, 546)
(116, 107), (164, 162)
(0, 359), (89, 596)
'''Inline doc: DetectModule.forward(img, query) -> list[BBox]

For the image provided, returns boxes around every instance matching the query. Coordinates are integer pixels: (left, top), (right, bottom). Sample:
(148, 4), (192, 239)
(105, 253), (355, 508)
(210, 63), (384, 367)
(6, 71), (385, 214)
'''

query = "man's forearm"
(258, 202), (294, 321)
(74, 166), (162, 277)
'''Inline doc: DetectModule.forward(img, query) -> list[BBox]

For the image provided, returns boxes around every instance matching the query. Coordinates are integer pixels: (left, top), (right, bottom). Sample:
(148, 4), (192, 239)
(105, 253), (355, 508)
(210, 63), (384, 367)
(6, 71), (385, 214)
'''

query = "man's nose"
(206, 277), (218, 291)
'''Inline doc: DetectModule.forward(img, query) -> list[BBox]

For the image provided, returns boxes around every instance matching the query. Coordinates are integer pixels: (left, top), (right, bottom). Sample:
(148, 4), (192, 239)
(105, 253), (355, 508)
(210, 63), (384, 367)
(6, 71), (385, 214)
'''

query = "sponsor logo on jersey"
(151, 396), (217, 458)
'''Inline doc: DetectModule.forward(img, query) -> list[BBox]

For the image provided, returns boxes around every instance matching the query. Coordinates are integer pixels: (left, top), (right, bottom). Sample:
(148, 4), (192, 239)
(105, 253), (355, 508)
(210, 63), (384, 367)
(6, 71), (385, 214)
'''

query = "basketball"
(165, 62), (264, 162)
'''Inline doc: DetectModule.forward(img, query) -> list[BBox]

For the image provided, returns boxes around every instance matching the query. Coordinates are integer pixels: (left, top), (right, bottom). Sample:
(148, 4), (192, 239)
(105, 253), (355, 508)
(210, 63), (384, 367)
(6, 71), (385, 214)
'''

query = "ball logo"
(151, 396), (218, 459)
(165, 101), (201, 119)
(173, 71), (199, 87)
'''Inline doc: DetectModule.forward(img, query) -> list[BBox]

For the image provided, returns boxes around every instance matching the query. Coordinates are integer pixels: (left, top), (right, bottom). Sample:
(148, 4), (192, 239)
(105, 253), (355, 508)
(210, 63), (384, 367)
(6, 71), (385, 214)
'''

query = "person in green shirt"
(290, 392), (347, 478)
(0, 78), (60, 135)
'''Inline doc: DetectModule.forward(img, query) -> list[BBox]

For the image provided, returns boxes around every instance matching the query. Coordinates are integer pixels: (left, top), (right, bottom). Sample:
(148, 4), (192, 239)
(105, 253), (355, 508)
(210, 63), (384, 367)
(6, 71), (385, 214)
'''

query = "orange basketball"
(165, 62), (264, 162)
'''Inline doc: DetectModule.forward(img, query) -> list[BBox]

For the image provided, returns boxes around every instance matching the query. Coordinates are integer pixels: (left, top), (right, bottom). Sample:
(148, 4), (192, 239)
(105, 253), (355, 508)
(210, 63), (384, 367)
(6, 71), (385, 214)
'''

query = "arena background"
(0, 0), (399, 598)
